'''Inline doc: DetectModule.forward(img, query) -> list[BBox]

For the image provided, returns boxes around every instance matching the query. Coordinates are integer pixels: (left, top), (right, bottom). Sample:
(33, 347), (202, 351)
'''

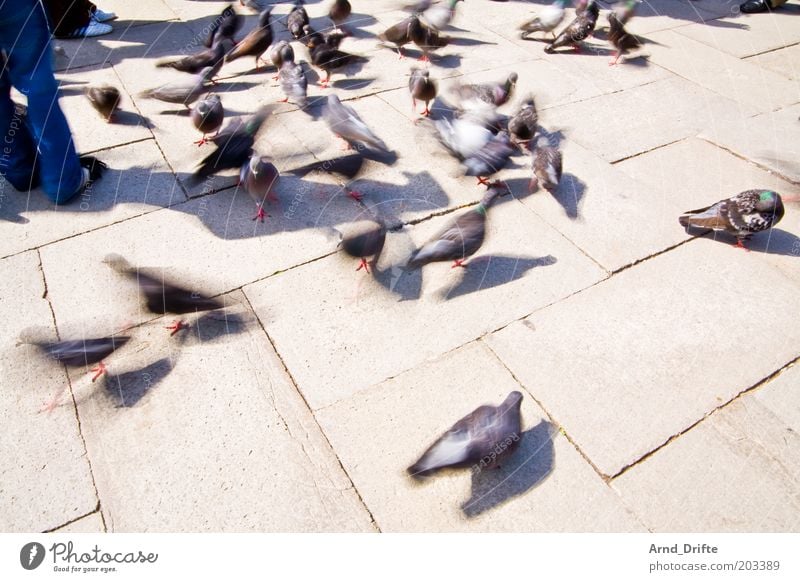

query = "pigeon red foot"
(347, 189), (363, 202)
(90, 361), (107, 382)
(735, 239), (751, 252)
(252, 204), (269, 222)
(356, 258), (370, 273)
(451, 259), (467, 268)
(166, 320), (189, 336)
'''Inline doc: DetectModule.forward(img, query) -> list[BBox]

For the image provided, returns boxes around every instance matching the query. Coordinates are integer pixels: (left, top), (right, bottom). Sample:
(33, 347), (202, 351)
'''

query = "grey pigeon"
(379, 15), (423, 59)
(306, 27), (366, 87)
(340, 219), (387, 273)
(239, 155), (280, 222)
(103, 254), (224, 335)
(138, 67), (214, 108)
(406, 184), (508, 269)
(21, 332), (131, 383)
(434, 115), (493, 161)
(519, 0), (568, 40)
(411, 18), (450, 62)
(191, 94), (224, 146)
(607, 10), (642, 65)
(85, 84), (121, 122)
(409, 67), (437, 117)
(269, 40), (295, 70)
(529, 136), (562, 193)
(287, 1), (309, 39)
(452, 72), (517, 109)
(324, 94), (389, 152)
(278, 60), (308, 108)
(545, 0), (599, 53)
(507, 96), (538, 143)
(679, 190), (792, 250)
(421, 0), (463, 31)
(407, 391), (524, 477)
(156, 37), (233, 77)
(462, 130), (517, 185)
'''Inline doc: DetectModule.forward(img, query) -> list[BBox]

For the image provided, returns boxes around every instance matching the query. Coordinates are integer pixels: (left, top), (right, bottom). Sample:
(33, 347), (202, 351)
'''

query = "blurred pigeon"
(191, 94), (224, 146)
(679, 190), (791, 250)
(340, 219), (387, 273)
(156, 37), (233, 77)
(545, 0), (599, 53)
(403, 0), (435, 13)
(412, 18), (450, 62)
(324, 94), (389, 152)
(434, 115), (493, 160)
(607, 10), (641, 65)
(614, 0), (641, 24)
(421, 0), (462, 31)
(287, 0), (309, 39)
(529, 136), (562, 194)
(192, 107), (271, 182)
(205, 4), (242, 47)
(452, 72), (517, 109)
(21, 333), (131, 383)
(138, 67), (214, 108)
(409, 67), (437, 117)
(407, 391), (524, 477)
(519, 0), (568, 40)
(286, 152), (367, 201)
(85, 84), (121, 122)
(462, 130), (517, 185)
(507, 96), (538, 144)
(225, 7), (274, 69)
(306, 28), (366, 88)
(239, 154), (279, 221)
(378, 14), (424, 59)
(278, 60), (308, 108)
(406, 183), (508, 268)
(104, 254), (224, 335)
(329, 0), (352, 29)
(269, 40), (295, 70)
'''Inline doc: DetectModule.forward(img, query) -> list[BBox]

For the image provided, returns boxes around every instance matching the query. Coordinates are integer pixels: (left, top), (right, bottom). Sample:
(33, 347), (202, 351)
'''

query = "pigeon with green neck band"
(406, 184), (509, 269)
(545, 0), (599, 54)
(679, 190), (794, 251)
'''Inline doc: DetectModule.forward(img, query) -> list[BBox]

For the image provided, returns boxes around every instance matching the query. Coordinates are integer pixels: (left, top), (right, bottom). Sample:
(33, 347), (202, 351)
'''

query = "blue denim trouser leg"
(0, 0), (83, 204)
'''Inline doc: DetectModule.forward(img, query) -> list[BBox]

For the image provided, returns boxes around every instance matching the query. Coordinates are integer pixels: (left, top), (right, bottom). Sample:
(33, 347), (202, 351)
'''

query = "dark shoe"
(740, 0), (771, 13)
(78, 155), (108, 184)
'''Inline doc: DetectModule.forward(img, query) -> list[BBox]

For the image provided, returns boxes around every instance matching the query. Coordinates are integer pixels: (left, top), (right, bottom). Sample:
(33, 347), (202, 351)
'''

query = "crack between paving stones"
(37, 249), (105, 523)
(609, 137), (689, 165)
(742, 40), (800, 60)
(241, 292), (381, 531)
(609, 355), (800, 482)
(41, 505), (102, 533)
(697, 136), (800, 186)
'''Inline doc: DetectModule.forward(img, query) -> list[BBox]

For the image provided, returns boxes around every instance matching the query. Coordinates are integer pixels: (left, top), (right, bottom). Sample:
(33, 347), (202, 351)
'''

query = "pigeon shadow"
(449, 37), (496, 47)
(696, 228), (800, 257)
(461, 419), (556, 518)
(103, 357), (174, 408)
(437, 254), (558, 300)
(331, 77), (377, 91)
(174, 310), (251, 345)
(112, 109), (151, 127)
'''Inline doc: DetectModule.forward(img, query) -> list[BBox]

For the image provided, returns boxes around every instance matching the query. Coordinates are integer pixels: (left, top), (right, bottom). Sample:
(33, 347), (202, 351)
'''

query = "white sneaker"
(65, 20), (113, 38)
(91, 8), (117, 23)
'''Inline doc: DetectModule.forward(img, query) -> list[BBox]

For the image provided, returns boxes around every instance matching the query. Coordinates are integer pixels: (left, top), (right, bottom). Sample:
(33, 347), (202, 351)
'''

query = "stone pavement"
(1, 0), (799, 533)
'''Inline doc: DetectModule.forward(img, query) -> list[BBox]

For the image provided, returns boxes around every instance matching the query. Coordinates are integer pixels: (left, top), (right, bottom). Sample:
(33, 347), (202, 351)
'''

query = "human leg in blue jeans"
(0, 0), (104, 204)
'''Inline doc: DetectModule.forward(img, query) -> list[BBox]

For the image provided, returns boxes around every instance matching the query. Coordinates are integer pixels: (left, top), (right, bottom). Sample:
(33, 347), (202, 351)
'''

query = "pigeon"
(191, 94), (224, 147)
(138, 67), (214, 108)
(156, 37), (233, 76)
(287, 0), (309, 39)
(614, 0), (641, 25)
(452, 72), (517, 109)
(329, 0), (352, 29)
(324, 94), (389, 152)
(239, 154), (279, 222)
(224, 8), (273, 69)
(340, 219), (387, 273)
(378, 15), (424, 59)
(679, 190), (791, 250)
(22, 333), (131, 383)
(507, 96), (538, 144)
(412, 18), (450, 62)
(407, 391), (524, 477)
(520, 0), (568, 40)
(103, 254), (224, 335)
(268, 40), (295, 81)
(278, 60), (308, 108)
(462, 130), (517, 185)
(435, 115), (493, 161)
(409, 67), (437, 117)
(192, 107), (271, 182)
(205, 4), (242, 47)
(406, 183), (508, 269)
(286, 152), (368, 201)
(607, 10), (642, 65)
(403, 0), (435, 13)
(545, 0), (599, 53)
(85, 84), (121, 122)
(421, 0), (462, 31)
(306, 28), (366, 88)
(529, 136), (562, 193)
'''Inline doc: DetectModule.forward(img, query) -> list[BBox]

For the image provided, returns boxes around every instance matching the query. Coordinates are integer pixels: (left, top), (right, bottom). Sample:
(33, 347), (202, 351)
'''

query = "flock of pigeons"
(31, 0), (795, 479)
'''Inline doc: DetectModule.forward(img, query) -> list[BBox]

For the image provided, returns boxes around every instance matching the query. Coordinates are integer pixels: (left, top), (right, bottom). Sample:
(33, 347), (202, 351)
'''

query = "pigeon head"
(755, 191), (781, 212)
(480, 182), (511, 209)
(200, 66), (216, 82)
(257, 8), (273, 26)
(507, 72), (518, 87)
(502, 391), (524, 413)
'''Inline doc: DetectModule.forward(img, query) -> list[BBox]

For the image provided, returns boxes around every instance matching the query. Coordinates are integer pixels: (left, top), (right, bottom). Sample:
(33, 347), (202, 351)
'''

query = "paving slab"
(67, 290), (373, 532)
(699, 102), (800, 185)
(645, 29), (800, 114)
(616, 136), (800, 284)
(53, 512), (106, 534)
(244, 198), (607, 411)
(316, 341), (646, 531)
(0, 139), (184, 259)
(674, 5), (800, 58)
(745, 43), (800, 81)
(544, 75), (750, 163)
(612, 367), (800, 531)
(97, 0), (178, 28)
(753, 363), (800, 434)
(0, 252), (97, 533)
(486, 238), (800, 477)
